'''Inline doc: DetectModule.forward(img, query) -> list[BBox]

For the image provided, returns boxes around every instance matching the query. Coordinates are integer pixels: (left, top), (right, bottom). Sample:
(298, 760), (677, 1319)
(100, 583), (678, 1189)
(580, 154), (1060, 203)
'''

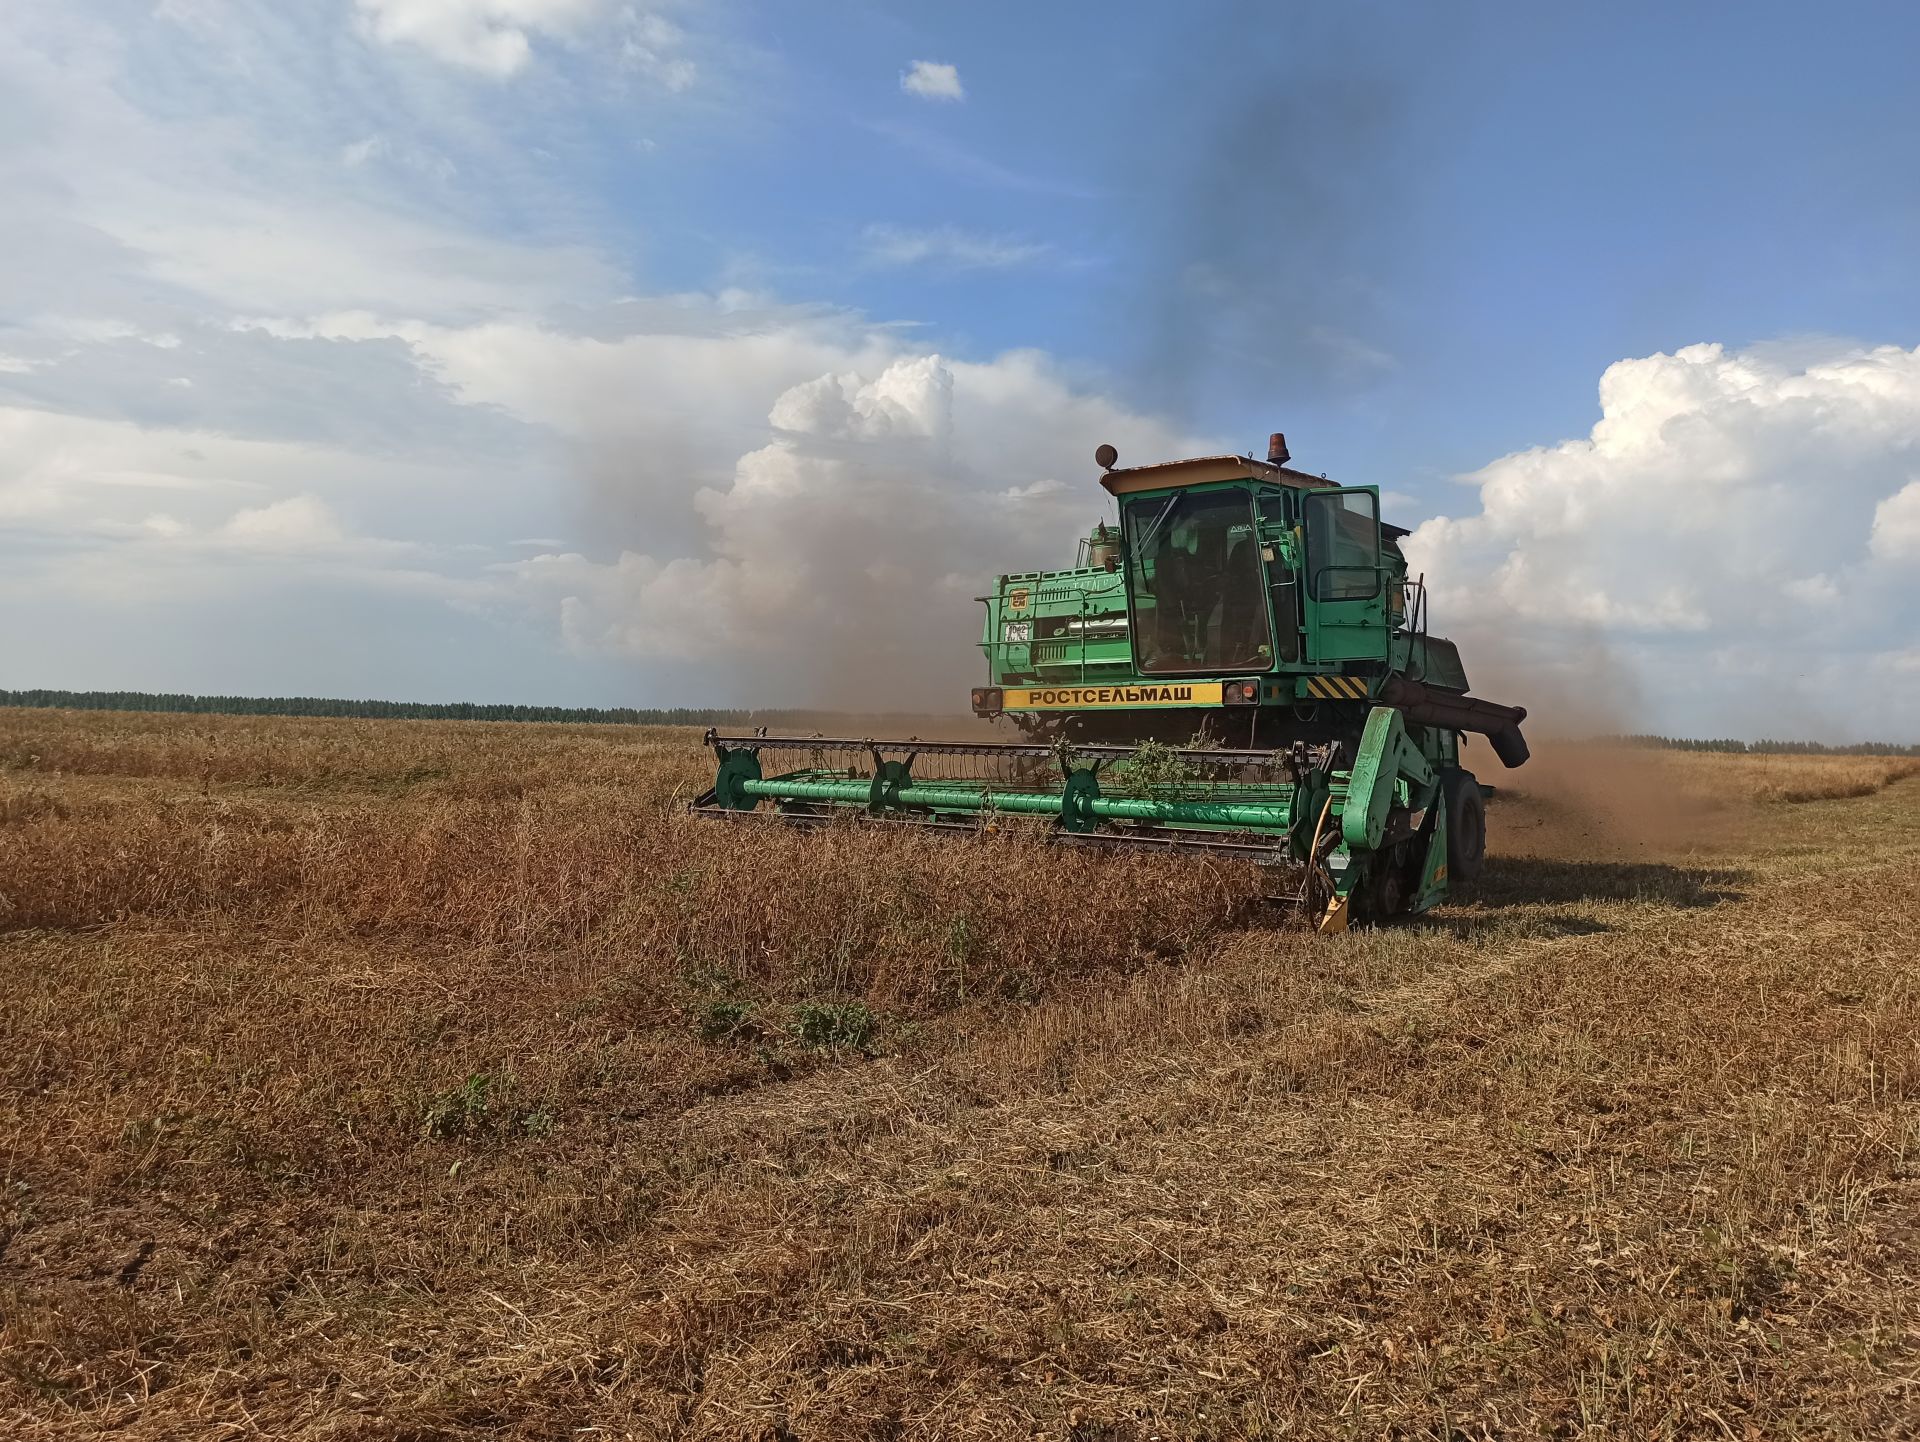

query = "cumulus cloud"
(901, 60), (964, 102)
(860, 224), (1051, 271)
(1870, 480), (1920, 561)
(1406, 341), (1920, 739)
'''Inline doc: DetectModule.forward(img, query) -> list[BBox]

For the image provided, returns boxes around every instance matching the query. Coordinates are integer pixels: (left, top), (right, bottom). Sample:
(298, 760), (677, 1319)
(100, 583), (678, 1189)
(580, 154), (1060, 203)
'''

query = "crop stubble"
(1, 709), (1916, 1439)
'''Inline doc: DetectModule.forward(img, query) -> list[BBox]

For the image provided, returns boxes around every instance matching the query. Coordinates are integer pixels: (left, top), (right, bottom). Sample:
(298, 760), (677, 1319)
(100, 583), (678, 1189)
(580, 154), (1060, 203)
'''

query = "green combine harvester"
(695, 433), (1529, 931)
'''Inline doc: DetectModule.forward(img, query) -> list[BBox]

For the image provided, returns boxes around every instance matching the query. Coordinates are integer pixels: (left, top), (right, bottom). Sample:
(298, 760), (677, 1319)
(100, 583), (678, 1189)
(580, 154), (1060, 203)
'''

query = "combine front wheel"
(1359, 837), (1424, 923)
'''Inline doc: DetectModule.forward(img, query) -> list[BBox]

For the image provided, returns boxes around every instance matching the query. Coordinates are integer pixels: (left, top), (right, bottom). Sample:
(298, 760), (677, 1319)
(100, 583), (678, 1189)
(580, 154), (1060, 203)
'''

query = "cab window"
(1304, 491), (1380, 601)
(1122, 490), (1273, 674)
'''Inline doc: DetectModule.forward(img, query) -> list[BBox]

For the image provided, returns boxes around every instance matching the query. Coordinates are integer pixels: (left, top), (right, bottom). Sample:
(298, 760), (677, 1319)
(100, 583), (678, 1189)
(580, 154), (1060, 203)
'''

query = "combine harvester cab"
(694, 433), (1529, 931)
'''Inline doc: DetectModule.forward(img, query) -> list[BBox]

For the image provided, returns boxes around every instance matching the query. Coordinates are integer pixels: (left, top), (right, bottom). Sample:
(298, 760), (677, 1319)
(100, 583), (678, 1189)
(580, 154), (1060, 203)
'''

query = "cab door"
(1301, 487), (1387, 664)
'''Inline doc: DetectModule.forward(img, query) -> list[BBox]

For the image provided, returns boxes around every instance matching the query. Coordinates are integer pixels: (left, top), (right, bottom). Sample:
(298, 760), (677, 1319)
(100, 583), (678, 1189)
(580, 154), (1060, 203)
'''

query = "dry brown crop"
(2, 708), (1917, 1440)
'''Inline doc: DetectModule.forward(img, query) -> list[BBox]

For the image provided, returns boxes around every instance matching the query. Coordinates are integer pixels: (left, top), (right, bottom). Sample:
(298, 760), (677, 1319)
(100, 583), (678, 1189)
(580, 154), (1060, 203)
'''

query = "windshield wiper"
(1131, 493), (1183, 564)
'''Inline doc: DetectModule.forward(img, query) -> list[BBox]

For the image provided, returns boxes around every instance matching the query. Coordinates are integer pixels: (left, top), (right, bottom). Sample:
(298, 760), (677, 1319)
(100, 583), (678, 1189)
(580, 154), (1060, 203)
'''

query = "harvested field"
(2, 708), (1917, 1439)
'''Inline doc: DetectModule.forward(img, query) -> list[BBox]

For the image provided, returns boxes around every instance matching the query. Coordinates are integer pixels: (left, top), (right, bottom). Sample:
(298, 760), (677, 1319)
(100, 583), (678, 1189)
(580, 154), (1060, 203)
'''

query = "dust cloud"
(1453, 622), (1647, 741)
(1464, 629), (1754, 863)
(1476, 739), (1749, 863)
(1452, 626), (1752, 861)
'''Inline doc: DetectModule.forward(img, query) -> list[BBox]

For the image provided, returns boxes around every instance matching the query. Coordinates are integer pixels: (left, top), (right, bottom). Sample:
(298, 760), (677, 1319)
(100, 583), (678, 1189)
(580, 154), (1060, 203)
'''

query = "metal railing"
(978, 573), (1128, 685)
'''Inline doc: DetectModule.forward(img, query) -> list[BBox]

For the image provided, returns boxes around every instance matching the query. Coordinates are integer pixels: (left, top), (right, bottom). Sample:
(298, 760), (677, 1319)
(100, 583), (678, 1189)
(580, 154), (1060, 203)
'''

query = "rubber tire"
(1443, 770), (1486, 885)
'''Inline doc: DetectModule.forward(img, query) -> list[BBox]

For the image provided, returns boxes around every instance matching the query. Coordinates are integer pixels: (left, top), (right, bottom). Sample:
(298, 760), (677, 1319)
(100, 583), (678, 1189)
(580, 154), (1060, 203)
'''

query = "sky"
(3, 0), (1920, 739)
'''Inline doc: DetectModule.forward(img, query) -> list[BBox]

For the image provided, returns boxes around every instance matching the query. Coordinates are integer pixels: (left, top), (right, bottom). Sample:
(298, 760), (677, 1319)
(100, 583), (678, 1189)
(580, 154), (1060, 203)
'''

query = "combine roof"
(1097, 454), (1339, 497)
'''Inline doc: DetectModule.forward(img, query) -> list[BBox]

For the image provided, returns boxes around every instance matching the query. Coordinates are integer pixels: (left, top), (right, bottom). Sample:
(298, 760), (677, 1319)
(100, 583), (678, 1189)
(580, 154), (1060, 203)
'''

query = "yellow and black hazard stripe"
(1304, 674), (1372, 701)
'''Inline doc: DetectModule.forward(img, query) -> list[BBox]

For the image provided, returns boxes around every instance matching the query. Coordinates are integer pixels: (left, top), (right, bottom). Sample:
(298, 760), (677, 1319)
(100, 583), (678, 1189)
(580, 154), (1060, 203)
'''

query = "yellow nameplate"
(1002, 683), (1224, 709)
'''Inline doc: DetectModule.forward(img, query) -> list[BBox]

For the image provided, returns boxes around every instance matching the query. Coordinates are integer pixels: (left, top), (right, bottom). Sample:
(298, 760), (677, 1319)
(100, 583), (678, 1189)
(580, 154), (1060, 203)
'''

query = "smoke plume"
(1114, 3), (1458, 420)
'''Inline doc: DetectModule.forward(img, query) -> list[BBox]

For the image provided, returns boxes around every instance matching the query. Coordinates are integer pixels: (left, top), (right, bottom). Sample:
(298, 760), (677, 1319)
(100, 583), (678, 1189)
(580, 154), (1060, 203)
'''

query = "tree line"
(0, 689), (812, 728)
(3, 691), (1912, 752)
(1614, 733), (1920, 757)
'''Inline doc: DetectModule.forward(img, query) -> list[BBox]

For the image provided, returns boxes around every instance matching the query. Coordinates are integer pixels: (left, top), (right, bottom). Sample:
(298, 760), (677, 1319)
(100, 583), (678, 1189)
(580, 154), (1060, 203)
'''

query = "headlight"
(1002, 620), (1033, 644)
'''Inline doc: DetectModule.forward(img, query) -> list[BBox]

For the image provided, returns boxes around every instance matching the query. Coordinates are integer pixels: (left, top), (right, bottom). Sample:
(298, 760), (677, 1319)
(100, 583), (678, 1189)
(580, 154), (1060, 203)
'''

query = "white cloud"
(861, 224), (1050, 271)
(348, 0), (695, 85)
(1870, 480), (1920, 561)
(619, 10), (696, 91)
(340, 133), (458, 181)
(0, 407), (486, 671)
(1406, 341), (1920, 739)
(0, 404), (474, 549)
(901, 60), (964, 102)
(351, 0), (609, 77)
(767, 354), (951, 438)
(140, 512), (190, 539)
(218, 494), (348, 548)
(0, 10), (624, 331)
(1783, 573), (1840, 605)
